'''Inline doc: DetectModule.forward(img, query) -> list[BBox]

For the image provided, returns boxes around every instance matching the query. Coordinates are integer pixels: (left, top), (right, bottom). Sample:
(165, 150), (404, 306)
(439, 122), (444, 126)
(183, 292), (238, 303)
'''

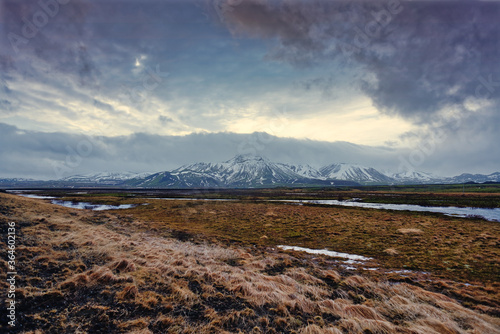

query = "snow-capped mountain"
(2, 155), (499, 188)
(169, 155), (328, 187)
(391, 170), (441, 184)
(62, 172), (153, 185)
(0, 178), (40, 187)
(209, 155), (306, 186)
(126, 155), (354, 188)
(0, 178), (36, 182)
(126, 171), (221, 188)
(442, 172), (500, 184)
(320, 163), (394, 184)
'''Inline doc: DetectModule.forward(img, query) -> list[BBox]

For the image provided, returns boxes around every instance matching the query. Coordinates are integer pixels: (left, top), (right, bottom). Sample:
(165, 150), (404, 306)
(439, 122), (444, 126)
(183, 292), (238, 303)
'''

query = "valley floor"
(0, 193), (499, 333)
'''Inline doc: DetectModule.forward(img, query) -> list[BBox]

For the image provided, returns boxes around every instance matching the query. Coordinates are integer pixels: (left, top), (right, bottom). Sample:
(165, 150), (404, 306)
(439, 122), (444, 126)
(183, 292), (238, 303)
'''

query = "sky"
(0, 0), (499, 179)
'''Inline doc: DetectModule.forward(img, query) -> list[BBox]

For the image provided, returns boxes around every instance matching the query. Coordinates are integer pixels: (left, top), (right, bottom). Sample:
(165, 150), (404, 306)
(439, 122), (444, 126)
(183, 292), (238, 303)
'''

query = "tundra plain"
(1, 189), (499, 333)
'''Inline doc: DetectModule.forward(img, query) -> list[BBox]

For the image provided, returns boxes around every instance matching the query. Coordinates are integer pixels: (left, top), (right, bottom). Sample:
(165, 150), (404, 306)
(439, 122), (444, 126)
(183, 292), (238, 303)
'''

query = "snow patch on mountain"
(284, 164), (325, 179)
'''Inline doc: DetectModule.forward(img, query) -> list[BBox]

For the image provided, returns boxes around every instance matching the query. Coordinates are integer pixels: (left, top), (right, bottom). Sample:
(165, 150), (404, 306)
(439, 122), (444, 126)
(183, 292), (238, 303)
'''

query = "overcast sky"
(0, 0), (499, 179)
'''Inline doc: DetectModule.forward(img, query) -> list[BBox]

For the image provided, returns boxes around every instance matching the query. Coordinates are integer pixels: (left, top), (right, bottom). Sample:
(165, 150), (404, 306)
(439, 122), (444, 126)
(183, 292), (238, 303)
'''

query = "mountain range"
(0, 154), (499, 188)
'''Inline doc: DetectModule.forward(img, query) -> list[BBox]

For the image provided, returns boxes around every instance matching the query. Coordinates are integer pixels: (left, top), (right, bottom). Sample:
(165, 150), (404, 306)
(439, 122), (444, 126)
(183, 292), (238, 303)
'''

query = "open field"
(10, 183), (500, 207)
(1, 191), (499, 333)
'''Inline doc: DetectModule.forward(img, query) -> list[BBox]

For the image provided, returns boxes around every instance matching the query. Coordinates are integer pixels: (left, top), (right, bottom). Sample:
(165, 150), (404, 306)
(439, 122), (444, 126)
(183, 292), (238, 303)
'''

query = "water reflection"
(279, 199), (500, 222)
(51, 200), (136, 211)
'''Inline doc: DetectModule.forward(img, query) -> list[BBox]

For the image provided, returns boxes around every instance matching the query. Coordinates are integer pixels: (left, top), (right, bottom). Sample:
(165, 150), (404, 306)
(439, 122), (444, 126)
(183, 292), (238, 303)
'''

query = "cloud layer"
(1, 121), (499, 180)
(0, 0), (498, 178)
(0, 122), (406, 179)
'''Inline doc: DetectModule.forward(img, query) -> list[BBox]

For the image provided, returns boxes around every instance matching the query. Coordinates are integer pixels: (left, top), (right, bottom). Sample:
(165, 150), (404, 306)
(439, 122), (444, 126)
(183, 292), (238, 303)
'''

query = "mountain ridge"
(1, 154), (499, 188)
(133, 155), (345, 188)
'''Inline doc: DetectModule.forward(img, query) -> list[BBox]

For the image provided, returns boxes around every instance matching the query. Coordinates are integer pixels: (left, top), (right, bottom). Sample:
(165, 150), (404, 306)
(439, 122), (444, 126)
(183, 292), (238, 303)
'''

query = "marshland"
(1, 187), (499, 333)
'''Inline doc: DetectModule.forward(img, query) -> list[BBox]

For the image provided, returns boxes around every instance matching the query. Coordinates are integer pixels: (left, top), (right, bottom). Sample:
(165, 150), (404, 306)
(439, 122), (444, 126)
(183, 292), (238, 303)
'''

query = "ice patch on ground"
(277, 245), (372, 261)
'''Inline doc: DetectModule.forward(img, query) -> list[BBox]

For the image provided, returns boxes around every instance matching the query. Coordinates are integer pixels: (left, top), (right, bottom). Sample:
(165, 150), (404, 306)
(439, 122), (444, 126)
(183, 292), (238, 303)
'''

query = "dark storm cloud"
(1, 0), (497, 178)
(2, 0), (95, 80)
(215, 0), (500, 122)
(0, 0), (252, 127)
(0, 0), (204, 93)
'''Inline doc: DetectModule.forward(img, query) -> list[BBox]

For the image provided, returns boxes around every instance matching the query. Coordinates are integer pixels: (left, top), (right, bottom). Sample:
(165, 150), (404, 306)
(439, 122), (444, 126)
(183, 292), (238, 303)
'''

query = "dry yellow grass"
(384, 248), (400, 256)
(1, 192), (499, 333)
(397, 228), (424, 235)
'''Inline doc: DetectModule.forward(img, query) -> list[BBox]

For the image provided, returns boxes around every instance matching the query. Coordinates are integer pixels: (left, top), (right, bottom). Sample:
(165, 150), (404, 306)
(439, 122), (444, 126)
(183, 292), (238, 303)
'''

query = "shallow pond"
(50, 200), (136, 211)
(19, 194), (57, 199)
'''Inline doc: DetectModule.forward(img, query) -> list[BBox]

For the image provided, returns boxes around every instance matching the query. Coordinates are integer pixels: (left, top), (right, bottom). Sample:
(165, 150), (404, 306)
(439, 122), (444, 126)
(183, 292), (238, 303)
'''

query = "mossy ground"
(88, 196), (499, 283)
(1, 192), (499, 333)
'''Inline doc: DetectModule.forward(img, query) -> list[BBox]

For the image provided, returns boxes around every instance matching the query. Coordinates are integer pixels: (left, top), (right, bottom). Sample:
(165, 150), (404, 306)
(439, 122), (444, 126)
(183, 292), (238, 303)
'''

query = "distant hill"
(61, 172), (153, 185)
(442, 172), (500, 184)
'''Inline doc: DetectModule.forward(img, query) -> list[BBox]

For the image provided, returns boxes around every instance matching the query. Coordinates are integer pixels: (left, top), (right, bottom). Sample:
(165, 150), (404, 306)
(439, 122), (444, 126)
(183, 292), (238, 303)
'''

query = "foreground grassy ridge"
(1, 193), (500, 333)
